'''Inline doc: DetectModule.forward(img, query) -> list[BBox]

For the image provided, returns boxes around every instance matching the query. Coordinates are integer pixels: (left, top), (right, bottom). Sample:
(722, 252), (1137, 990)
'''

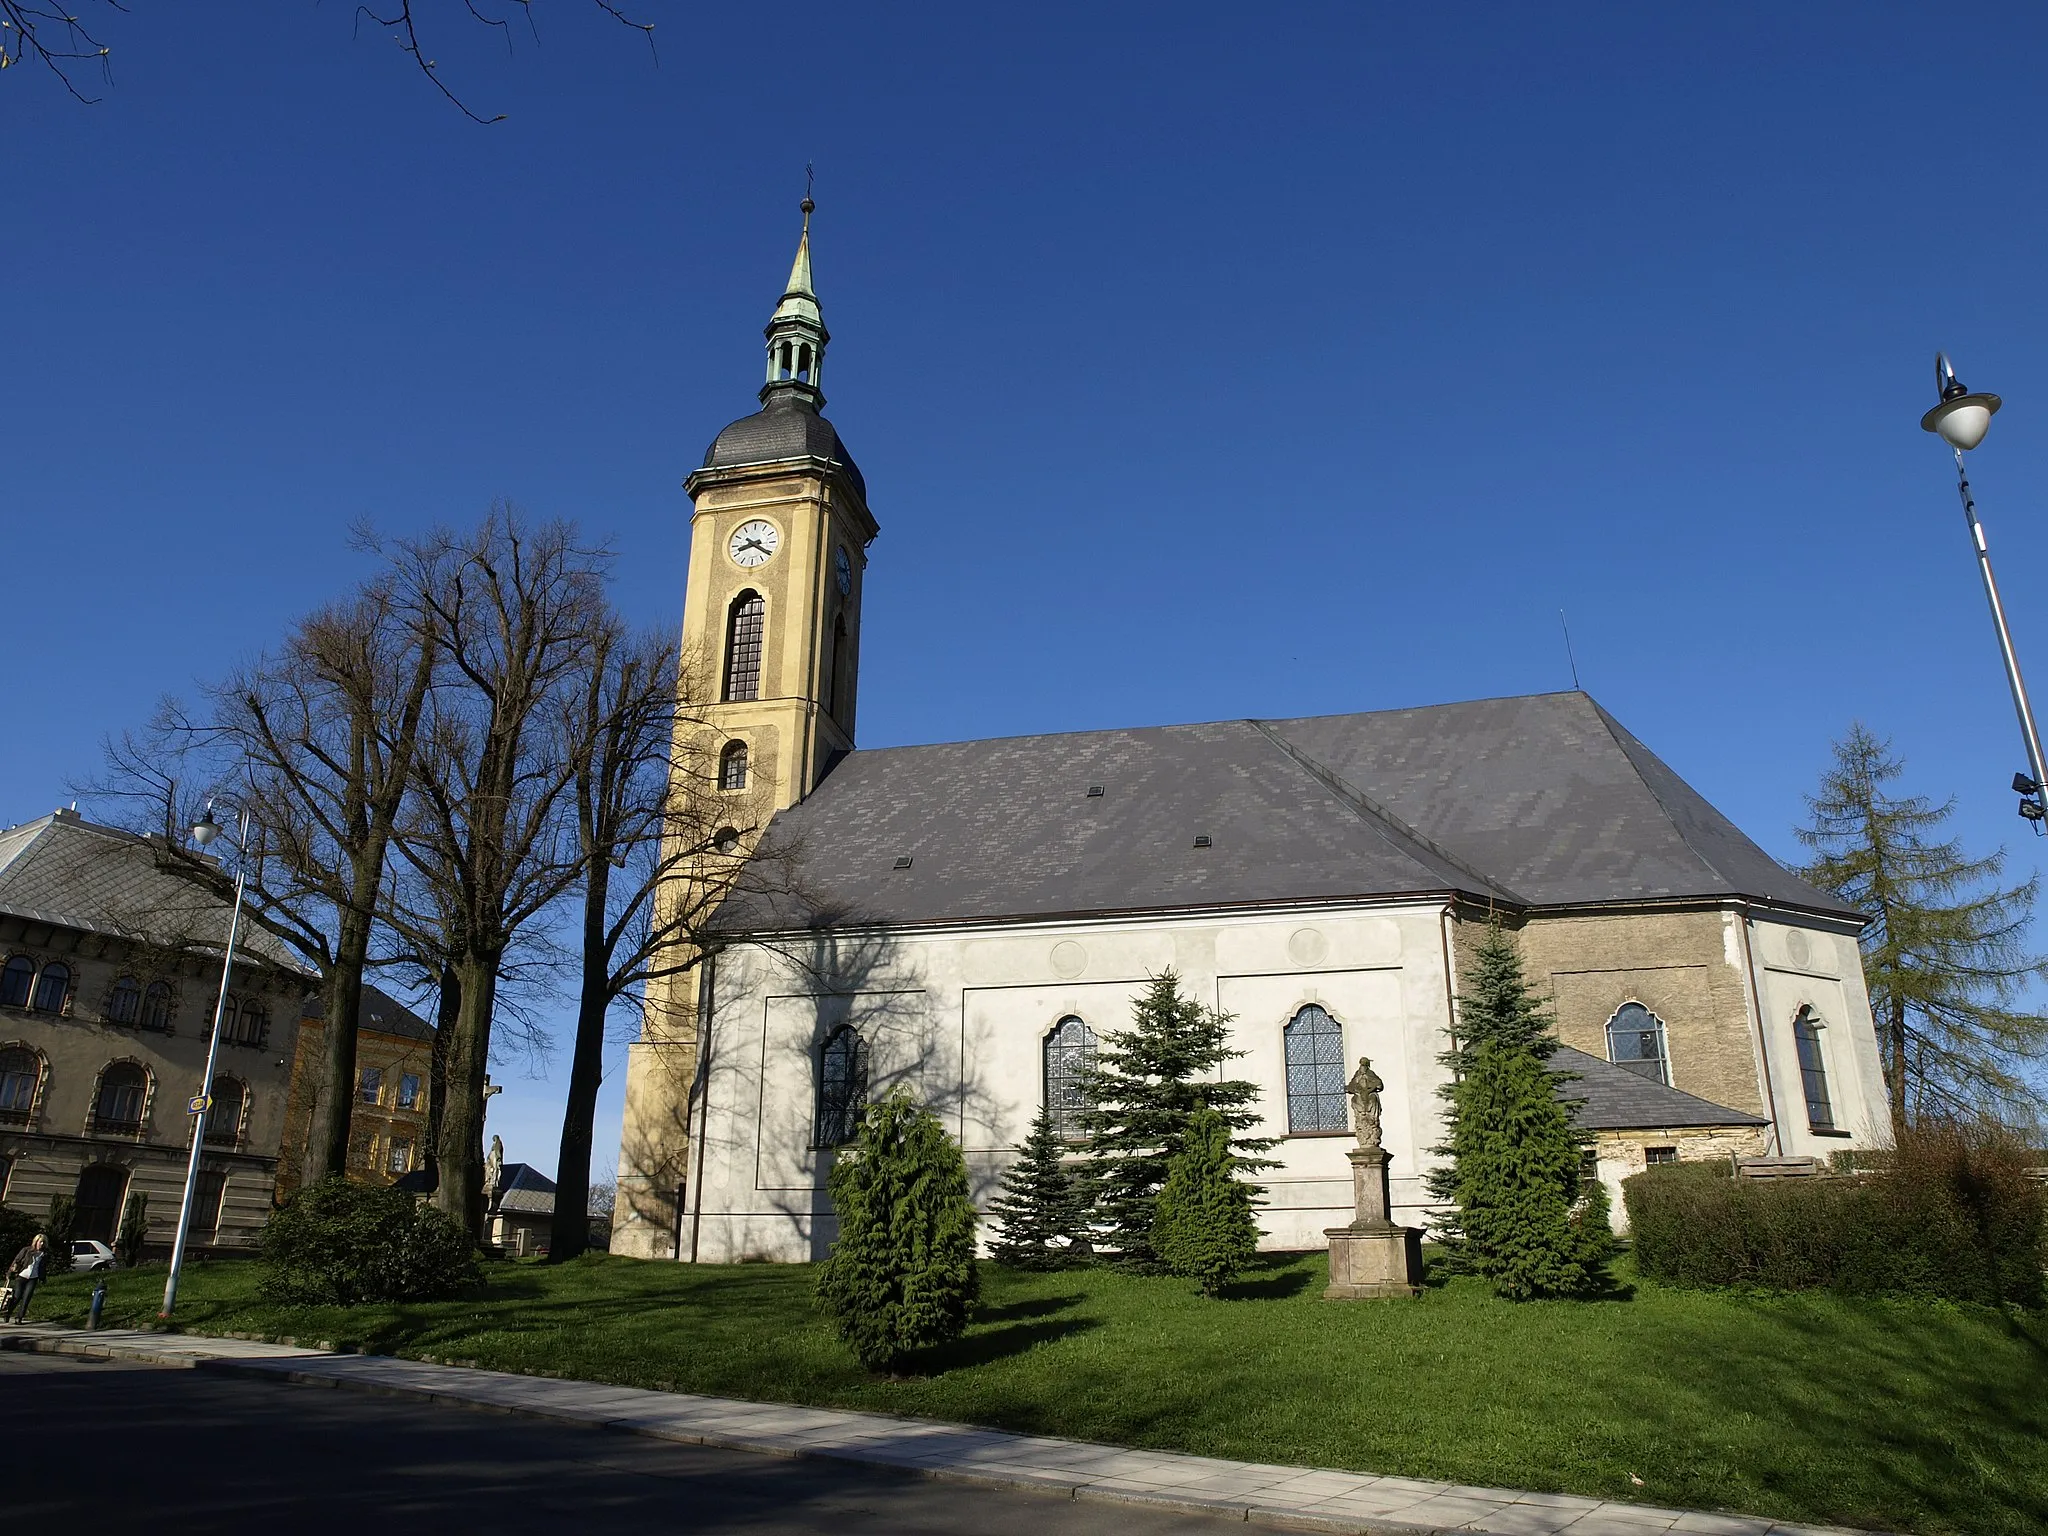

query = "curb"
(0, 1329), (1870, 1536)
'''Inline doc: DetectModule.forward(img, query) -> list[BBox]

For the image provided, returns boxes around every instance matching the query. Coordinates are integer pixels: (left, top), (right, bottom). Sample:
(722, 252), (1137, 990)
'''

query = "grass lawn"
(28, 1251), (2046, 1536)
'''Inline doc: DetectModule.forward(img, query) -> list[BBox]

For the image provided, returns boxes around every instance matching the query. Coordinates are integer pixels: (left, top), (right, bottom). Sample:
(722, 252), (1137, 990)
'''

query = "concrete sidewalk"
(0, 1324), (1868, 1536)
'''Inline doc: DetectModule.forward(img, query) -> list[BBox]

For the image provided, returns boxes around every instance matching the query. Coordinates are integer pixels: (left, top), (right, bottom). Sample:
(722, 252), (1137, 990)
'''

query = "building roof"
(703, 394), (865, 500)
(300, 981), (434, 1043)
(1550, 1045), (1769, 1130)
(721, 691), (1858, 933)
(0, 809), (306, 973)
(494, 1162), (556, 1215)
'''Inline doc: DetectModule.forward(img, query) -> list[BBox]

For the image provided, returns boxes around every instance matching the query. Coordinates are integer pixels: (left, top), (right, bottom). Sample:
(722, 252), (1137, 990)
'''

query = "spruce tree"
(816, 1090), (980, 1372)
(1797, 723), (2048, 1130)
(1152, 1105), (1260, 1296)
(986, 1104), (1089, 1270)
(1430, 922), (1606, 1298)
(1077, 970), (1271, 1270)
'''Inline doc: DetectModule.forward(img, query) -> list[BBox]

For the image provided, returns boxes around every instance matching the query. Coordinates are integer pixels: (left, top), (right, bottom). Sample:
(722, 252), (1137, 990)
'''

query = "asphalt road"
(0, 1350), (1254, 1533)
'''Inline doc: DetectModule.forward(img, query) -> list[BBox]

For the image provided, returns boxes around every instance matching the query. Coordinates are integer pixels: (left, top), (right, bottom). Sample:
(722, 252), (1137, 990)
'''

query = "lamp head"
(1921, 351), (2001, 451)
(189, 804), (224, 849)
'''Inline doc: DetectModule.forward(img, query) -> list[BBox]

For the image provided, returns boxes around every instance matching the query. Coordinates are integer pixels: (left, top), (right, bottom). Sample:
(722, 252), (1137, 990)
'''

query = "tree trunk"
(549, 864), (613, 1261)
(424, 963), (459, 1185)
(306, 895), (380, 1180)
(433, 952), (500, 1241)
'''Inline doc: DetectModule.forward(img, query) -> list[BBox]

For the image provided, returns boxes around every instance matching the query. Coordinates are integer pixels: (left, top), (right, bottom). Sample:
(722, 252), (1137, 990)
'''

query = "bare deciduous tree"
(386, 505), (603, 1239)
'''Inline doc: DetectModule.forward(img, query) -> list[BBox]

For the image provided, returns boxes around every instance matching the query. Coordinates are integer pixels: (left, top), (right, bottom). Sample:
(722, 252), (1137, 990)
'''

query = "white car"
(69, 1239), (115, 1273)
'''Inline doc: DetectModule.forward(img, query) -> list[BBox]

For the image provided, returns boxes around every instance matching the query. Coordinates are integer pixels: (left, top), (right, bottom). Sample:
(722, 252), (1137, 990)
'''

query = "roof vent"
(1192, 835), (1212, 849)
(1086, 784), (1104, 797)
(893, 856), (913, 870)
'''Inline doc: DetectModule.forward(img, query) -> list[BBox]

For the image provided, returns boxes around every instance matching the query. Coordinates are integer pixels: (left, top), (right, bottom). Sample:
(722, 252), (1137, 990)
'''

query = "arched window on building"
(93, 1063), (148, 1136)
(815, 1025), (869, 1147)
(723, 591), (765, 702)
(1043, 1016), (1097, 1139)
(30, 961), (68, 1014)
(719, 740), (750, 791)
(1792, 1007), (1835, 1131)
(226, 997), (269, 1048)
(1284, 1004), (1349, 1132)
(74, 1164), (130, 1244)
(1606, 1003), (1671, 1085)
(106, 975), (141, 1026)
(0, 957), (34, 1009)
(0, 1048), (40, 1126)
(826, 613), (847, 719)
(204, 1076), (247, 1147)
(140, 981), (173, 1031)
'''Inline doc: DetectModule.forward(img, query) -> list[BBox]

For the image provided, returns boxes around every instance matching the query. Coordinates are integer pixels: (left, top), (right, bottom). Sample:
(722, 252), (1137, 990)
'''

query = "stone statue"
(1346, 1057), (1384, 1150)
(484, 1134), (504, 1206)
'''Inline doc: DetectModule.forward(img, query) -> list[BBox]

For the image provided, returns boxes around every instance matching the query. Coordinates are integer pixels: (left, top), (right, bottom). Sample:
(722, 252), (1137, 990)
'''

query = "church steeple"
(761, 197), (828, 408)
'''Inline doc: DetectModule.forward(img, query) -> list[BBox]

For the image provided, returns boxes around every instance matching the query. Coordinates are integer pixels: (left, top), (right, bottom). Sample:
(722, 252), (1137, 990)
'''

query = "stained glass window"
(815, 1026), (868, 1147)
(724, 591), (765, 702)
(1606, 1003), (1670, 1086)
(1793, 1008), (1834, 1130)
(1043, 1016), (1097, 1139)
(1285, 1005), (1348, 1132)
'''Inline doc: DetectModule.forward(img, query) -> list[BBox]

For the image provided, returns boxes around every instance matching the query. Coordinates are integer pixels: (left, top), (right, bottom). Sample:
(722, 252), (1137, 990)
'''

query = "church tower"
(612, 200), (876, 1259)
(677, 196), (876, 812)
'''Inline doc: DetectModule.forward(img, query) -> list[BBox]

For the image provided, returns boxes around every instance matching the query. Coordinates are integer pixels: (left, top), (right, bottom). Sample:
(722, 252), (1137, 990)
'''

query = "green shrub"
(0, 1204), (39, 1270)
(1624, 1124), (2044, 1305)
(42, 1195), (74, 1276)
(115, 1191), (149, 1268)
(260, 1177), (481, 1305)
(1152, 1105), (1259, 1296)
(816, 1091), (979, 1372)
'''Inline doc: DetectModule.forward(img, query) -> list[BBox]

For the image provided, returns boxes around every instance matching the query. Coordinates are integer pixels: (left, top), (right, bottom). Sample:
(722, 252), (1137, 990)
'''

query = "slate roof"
(1551, 1045), (1769, 1130)
(703, 394), (865, 500)
(300, 981), (434, 1043)
(494, 1163), (556, 1215)
(0, 809), (305, 972)
(722, 692), (1858, 933)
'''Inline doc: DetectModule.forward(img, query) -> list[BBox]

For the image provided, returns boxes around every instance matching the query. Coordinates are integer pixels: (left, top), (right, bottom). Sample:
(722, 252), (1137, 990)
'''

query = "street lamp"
(161, 800), (252, 1319)
(1921, 353), (2048, 830)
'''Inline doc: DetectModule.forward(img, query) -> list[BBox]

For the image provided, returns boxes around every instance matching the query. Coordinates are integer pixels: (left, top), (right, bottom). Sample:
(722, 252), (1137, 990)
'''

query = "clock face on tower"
(728, 519), (780, 568)
(835, 545), (852, 595)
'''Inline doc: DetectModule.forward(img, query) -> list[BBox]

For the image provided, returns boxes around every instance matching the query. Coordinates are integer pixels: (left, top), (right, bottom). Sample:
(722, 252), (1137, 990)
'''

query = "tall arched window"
(1043, 1016), (1097, 1139)
(204, 1076), (247, 1147)
(1792, 1007), (1834, 1130)
(815, 1025), (869, 1147)
(0, 957), (33, 1008)
(1606, 1002), (1670, 1085)
(93, 1063), (149, 1135)
(0, 1048), (40, 1126)
(141, 981), (173, 1031)
(31, 962), (69, 1014)
(723, 591), (765, 702)
(1284, 1004), (1349, 1132)
(106, 975), (141, 1026)
(826, 613), (847, 719)
(719, 740), (750, 791)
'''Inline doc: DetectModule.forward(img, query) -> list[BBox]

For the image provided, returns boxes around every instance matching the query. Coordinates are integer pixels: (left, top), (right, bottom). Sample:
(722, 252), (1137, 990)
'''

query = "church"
(610, 206), (1888, 1264)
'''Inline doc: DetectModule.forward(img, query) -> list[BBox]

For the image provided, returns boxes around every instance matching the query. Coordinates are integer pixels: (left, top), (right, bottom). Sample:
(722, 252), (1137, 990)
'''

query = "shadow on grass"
(913, 1314), (1104, 1374)
(974, 1293), (1088, 1324)
(1219, 1267), (1314, 1301)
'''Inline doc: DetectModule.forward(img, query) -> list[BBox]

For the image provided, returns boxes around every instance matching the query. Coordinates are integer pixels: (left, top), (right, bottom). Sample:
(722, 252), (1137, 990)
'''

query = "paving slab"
(0, 1322), (1882, 1536)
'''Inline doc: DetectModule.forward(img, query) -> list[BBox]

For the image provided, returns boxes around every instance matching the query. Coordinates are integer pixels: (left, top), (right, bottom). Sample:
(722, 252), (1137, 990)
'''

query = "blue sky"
(9, 2), (2048, 1169)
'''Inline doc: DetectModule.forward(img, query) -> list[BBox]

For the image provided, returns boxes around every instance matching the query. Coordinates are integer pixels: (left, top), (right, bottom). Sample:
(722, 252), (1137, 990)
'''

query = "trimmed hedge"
(1624, 1124), (2044, 1306)
(260, 1177), (481, 1305)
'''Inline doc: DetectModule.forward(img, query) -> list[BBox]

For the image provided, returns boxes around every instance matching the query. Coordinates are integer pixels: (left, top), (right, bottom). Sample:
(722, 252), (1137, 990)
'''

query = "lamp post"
(160, 801), (252, 1319)
(1921, 353), (2048, 830)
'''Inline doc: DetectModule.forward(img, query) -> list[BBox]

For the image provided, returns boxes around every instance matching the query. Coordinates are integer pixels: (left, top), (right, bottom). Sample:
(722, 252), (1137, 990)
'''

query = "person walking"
(4, 1234), (49, 1322)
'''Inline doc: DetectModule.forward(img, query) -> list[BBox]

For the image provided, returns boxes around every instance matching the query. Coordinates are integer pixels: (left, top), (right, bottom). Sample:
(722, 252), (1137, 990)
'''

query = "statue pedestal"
(1324, 1147), (1422, 1300)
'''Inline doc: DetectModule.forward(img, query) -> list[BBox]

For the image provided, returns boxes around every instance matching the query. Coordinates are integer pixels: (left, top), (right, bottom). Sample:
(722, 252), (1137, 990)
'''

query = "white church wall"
(1747, 916), (1891, 1157)
(684, 901), (1458, 1264)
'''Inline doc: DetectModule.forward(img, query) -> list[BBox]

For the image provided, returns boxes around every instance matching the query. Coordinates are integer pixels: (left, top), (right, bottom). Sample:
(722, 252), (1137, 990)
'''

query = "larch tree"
(1076, 971), (1271, 1271)
(1797, 722), (2048, 1131)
